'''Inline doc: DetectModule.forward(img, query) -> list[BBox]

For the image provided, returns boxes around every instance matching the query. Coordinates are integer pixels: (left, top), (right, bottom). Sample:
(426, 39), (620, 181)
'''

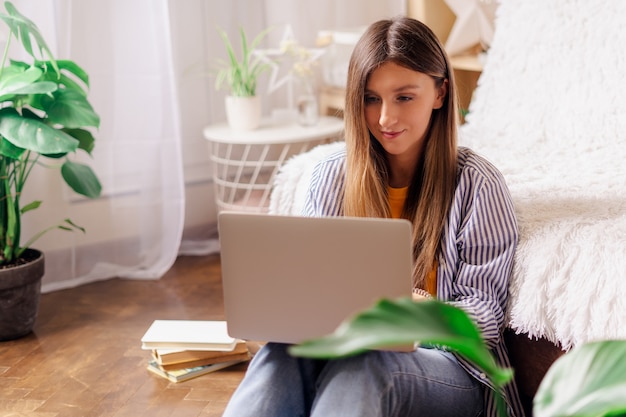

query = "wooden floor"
(0, 254), (248, 417)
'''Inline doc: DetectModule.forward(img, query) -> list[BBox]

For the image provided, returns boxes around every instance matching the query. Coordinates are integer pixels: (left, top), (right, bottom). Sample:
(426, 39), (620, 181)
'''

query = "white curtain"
(4, 0), (404, 292)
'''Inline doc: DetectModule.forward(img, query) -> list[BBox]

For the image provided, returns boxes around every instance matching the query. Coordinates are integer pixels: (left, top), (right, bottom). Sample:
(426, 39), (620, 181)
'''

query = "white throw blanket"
(460, 0), (626, 350)
(270, 0), (626, 351)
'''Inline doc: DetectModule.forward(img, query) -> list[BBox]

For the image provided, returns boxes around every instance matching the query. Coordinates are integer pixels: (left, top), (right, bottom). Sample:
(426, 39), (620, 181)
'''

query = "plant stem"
(0, 158), (7, 261)
(0, 28), (12, 79)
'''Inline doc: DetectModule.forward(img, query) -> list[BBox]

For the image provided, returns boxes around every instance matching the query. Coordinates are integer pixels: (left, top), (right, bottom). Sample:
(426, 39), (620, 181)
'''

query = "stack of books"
(140, 320), (250, 383)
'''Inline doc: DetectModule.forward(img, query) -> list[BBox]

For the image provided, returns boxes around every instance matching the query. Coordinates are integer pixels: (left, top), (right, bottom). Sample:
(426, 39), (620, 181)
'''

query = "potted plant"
(214, 26), (272, 131)
(0, 1), (101, 340)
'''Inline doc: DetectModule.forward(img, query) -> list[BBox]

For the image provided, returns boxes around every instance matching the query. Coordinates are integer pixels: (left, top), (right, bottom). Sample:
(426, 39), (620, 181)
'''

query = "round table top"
(203, 116), (344, 145)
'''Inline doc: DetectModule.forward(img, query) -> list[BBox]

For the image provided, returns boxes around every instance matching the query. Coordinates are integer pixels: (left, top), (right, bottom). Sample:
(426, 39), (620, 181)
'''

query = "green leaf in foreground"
(534, 340), (626, 417)
(288, 297), (513, 388)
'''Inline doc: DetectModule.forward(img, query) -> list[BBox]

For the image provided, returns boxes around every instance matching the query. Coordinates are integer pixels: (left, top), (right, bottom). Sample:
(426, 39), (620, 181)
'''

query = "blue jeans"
(222, 343), (484, 417)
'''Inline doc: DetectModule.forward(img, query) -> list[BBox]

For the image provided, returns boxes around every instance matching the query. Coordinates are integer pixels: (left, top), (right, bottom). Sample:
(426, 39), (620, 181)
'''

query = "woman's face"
(364, 61), (446, 169)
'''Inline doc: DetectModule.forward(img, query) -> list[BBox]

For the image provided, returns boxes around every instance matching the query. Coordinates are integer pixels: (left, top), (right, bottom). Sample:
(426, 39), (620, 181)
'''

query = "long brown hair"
(343, 16), (459, 289)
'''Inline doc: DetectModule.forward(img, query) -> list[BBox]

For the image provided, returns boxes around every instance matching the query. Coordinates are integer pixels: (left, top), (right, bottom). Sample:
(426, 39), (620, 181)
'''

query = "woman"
(223, 16), (524, 417)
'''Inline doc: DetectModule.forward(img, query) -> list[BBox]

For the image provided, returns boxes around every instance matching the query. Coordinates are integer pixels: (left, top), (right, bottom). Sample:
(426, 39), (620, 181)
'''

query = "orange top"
(388, 186), (437, 296)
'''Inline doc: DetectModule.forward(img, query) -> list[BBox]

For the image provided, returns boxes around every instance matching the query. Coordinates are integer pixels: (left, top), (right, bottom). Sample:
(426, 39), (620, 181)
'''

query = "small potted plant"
(214, 26), (272, 130)
(0, 1), (101, 340)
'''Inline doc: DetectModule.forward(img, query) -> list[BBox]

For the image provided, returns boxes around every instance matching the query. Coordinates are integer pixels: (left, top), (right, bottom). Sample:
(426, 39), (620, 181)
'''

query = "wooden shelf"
(450, 54), (483, 73)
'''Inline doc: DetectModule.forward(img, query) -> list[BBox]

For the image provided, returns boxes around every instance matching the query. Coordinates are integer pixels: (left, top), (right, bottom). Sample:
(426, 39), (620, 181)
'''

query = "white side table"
(203, 116), (344, 213)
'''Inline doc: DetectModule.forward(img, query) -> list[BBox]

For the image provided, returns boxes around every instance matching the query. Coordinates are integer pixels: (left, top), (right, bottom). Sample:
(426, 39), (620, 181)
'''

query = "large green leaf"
(0, 107), (78, 154)
(0, 136), (25, 159)
(60, 159), (101, 198)
(44, 128), (96, 158)
(35, 59), (90, 95)
(62, 128), (96, 154)
(1, 80), (57, 98)
(289, 297), (514, 387)
(534, 340), (626, 417)
(0, 65), (56, 98)
(40, 89), (100, 128)
(0, 2), (59, 74)
(56, 59), (90, 89)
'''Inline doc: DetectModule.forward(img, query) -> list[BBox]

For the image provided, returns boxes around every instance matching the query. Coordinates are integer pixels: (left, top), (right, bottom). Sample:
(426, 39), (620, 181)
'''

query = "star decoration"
(444, 0), (499, 56)
(252, 25), (325, 108)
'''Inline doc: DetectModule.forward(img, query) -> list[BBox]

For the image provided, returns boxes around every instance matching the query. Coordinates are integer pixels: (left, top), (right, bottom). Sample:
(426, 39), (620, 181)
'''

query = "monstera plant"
(0, 1), (101, 340)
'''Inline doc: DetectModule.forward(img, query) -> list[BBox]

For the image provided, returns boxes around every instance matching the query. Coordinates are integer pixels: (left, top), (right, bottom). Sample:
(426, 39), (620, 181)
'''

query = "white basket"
(209, 138), (330, 213)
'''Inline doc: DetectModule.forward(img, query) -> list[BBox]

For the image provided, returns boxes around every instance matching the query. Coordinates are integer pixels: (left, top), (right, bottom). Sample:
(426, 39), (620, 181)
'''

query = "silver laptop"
(218, 212), (414, 344)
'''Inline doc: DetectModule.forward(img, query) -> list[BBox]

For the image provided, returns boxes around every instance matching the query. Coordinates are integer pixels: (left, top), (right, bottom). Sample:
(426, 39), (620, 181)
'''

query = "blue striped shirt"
(302, 145), (525, 417)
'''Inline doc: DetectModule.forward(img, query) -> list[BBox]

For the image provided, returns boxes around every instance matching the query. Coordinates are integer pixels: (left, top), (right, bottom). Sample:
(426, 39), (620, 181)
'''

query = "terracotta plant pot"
(0, 249), (45, 341)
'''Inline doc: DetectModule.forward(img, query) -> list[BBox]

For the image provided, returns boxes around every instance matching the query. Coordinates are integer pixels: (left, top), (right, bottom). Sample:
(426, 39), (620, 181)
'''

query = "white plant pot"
(225, 95), (261, 131)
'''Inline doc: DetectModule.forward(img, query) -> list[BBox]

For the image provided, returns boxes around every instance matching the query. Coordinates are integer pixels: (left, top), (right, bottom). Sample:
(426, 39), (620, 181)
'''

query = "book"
(146, 358), (246, 383)
(141, 320), (238, 351)
(153, 341), (250, 366)
(157, 349), (251, 372)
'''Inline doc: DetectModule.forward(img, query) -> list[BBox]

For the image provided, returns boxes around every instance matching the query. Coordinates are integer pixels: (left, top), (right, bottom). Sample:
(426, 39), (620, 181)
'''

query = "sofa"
(269, 0), (626, 414)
